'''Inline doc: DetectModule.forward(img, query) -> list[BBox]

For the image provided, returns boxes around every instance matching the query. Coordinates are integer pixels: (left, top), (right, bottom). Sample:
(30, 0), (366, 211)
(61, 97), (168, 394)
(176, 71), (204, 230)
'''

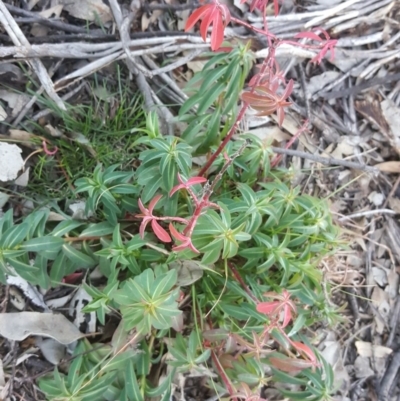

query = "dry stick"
(0, 0), (65, 110)
(383, 175), (400, 209)
(12, 59), (64, 126)
(144, 2), (199, 11)
(108, 0), (173, 134)
(379, 351), (400, 401)
(0, 36), (206, 58)
(4, 3), (95, 34)
(141, 54), (188, 102)
(297, 62), (311, 124)
(270, 146), (379, 174)
(290, 103), (340, 142)
(313, 29), (400, 100)
(321, 72), (400, 100)
(386, 295), (400, 349)
(149, 49), (204, 76)
(339, 209), (396, 222)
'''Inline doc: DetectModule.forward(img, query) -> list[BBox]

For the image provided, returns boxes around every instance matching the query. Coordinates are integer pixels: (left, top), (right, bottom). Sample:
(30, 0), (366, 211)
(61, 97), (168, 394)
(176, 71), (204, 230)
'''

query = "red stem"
(198, 103), (249, 177)
(270, 119), (309, 168)
(211, 351), (237, 400)
(198, 49), (276, 178)
(230, 16), (276, 40)
(228, 262), (259, 303)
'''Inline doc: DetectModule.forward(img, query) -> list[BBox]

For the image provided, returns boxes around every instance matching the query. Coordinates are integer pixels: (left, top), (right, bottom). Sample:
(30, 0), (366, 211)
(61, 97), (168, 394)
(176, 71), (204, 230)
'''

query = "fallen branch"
(0, 0), (65, 110)
(270, 146), (379, 174)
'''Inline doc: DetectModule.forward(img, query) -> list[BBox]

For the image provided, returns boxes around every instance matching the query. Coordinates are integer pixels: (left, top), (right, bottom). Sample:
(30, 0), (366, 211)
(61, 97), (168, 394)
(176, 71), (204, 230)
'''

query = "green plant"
(23, 70), (147, 201)
(0, 2), (344, 400)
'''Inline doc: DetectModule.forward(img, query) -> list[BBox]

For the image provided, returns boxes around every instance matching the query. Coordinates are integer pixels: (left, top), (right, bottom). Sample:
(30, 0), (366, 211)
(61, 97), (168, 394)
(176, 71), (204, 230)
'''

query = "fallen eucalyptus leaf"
(0, 143), (24, 182)
(59, 0), (112, 24)
(0, 312), (84, 344)
(6, 273), (49, 310)
(170, 260), (204, 286)
(35, 338), (66, 365)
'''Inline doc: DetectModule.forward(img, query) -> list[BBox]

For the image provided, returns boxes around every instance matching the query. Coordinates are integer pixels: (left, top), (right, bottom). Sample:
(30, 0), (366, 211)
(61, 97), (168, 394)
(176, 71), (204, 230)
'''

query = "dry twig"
(0, 0), (65, 110)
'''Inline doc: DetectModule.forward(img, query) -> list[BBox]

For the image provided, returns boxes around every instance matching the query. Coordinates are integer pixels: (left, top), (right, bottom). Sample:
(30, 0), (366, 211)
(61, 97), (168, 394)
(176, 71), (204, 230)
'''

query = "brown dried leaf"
(59, 0), (112, 24)
(355, 97), (390, 134)
(355, 341), (393, 358)
(375, 161), (400, 173)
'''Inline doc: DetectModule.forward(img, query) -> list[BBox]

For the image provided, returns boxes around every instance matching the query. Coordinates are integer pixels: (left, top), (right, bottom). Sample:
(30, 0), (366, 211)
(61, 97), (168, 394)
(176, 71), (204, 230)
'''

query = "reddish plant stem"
(211, 351), (237, 400)
(199, 49), (276, 178)
(230, 16), (276, 40)
(198, 103), (249, 177)
(270, 119), (309, 168)
(228, 262), (259, 303)
(183, 141), (248, 236)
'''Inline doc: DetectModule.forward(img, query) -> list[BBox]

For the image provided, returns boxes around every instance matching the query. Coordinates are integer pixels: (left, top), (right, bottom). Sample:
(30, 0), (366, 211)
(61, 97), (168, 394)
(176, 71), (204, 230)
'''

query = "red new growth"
(169, 223), (200, 254)
(256, 289), (296, 328)
(241, 0), (280, 15)
(136, 195), (171, 243)
(290, 340), (318, 369)
(169, 174), (207, 197)
(295, 28), (338, 64)
(241, 79), (293, 126)
(185, 0), (231, 51)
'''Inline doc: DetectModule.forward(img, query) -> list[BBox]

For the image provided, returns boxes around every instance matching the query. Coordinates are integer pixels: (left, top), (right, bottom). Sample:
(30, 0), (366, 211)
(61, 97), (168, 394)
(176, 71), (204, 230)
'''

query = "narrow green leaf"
(151, 270), (177, 299)
(197, 83), (225, 115)
(62, 244), (96, 268)
(125, 360), (144, 401)
(51, 220), (84, 237)
(22, 236), (64, 252)
(0, 223), (29, 248)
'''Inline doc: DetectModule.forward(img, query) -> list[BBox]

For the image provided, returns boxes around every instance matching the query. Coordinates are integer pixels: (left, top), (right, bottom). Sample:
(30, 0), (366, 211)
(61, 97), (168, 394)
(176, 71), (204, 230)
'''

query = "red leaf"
(270, 356), (315, 373)
(185, 4), (211, 31)
(200, 9), (213, 41)
(256, 301), (280, 315)
(291, 341), (317, 364)
(148, 194), (163, 214)
(169, 223), (187, 242)
(269, 356), (304, 374)
(281, 305), (292, 328)
(187, 176), (207, 185)
(184, 2), (230, 51)
(211, 12), (224, 51)
(151, 220), (171, 242)
(294, 31), (323, 42)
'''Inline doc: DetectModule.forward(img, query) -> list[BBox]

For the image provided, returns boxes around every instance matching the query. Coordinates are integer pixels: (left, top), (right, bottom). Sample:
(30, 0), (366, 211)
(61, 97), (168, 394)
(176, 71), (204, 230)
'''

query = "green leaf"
(160, 153), (177, 191)
(145, 367), (175, 398)
(271, 368), (306, 386)
(0, 209), (14, 235)
(151, 269), (178, 299)
(6, 257), (39, 275)
(22, 236), (64, 252)
(181, 115), (209, 145)
(79, 221), (115, 237)
(125, 360), (144, 401)
(179, 92), (203, 116)
(141, 176), (163, 204)
(200, 65), (227, 92)
(52, 220), (84, 237)
(197, 83), (225, 115)
(0, 223), (29, 248)
(62, 244), (96, 268)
